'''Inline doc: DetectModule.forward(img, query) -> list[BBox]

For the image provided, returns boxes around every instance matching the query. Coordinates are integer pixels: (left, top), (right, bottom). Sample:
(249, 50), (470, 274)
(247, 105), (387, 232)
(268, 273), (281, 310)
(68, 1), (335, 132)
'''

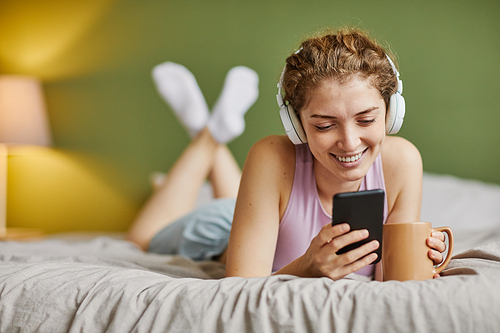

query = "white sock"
(207, 66), (259, 143)
(152, 62), (209, 137)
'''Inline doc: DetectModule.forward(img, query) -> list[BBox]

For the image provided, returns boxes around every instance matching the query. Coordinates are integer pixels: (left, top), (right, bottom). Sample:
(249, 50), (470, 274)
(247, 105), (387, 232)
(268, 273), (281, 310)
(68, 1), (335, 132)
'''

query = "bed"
(1, 172), (499, 332)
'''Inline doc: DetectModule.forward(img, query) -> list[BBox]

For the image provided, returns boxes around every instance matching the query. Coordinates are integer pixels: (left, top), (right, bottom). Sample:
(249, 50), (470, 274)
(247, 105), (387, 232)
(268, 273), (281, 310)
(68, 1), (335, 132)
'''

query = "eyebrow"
(310, 106), (380, 119)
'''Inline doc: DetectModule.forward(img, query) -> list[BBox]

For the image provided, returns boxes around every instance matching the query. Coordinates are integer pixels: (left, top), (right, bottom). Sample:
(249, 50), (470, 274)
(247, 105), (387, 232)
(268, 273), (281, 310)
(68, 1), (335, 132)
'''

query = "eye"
(314, 122), (338, 131)
(358, 118), (376, 125)
(315, 125), (332, 131)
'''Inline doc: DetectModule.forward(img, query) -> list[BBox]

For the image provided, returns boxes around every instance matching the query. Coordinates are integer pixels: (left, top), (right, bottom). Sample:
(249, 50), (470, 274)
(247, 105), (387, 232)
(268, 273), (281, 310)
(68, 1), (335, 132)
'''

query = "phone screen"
(331, 189), (384, 264)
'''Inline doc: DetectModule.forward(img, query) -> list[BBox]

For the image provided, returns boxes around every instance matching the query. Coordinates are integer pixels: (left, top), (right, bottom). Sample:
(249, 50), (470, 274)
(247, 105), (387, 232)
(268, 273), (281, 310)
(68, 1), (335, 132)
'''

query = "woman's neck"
(313, 159), (363, 209)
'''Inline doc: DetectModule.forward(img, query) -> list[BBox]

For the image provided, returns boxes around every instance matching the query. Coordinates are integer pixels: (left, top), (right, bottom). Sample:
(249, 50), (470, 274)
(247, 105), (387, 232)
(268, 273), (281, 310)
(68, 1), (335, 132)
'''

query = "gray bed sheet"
(1, 172), (500, 333)
(0, 236), (499, 333)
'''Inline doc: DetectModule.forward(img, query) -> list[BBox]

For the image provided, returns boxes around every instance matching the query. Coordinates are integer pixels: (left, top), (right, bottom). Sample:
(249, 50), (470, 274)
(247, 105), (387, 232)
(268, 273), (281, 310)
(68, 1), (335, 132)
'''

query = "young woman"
(224, 28), (446, 281)
(127, 28), (446, 281)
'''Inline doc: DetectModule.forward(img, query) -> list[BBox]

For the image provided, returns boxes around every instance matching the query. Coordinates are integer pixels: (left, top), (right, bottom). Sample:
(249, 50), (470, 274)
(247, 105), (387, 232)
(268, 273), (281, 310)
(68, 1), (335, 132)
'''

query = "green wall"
(1, 0), (499, 233)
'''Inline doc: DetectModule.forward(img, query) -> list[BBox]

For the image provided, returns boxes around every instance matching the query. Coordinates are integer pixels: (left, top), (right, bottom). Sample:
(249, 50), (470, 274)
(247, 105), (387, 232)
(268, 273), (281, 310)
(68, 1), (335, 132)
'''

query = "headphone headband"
(385, 54), (403, 94)
(276, 48), (302, 109)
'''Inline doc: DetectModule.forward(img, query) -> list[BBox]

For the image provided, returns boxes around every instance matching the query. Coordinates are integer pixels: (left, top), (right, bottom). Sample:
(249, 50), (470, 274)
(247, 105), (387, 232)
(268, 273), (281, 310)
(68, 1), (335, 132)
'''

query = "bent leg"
(206, 145), (242, 263)
(209, 145), (241, 199)
(127, 128), (219, 250)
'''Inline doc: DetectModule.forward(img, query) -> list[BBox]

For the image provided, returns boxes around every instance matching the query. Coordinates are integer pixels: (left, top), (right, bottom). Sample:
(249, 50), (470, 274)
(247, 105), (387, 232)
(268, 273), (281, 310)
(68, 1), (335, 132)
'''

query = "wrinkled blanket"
(0, 237), (499, 333)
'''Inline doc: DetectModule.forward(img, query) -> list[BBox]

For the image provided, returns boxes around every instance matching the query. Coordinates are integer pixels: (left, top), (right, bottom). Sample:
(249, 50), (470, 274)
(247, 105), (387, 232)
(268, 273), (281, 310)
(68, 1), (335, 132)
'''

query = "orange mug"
(382, 222), (454, 281)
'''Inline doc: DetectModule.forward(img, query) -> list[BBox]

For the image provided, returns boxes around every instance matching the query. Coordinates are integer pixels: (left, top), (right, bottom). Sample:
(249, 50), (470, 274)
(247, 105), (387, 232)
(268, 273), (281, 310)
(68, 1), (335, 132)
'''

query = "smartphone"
(331, 189), (384, 264)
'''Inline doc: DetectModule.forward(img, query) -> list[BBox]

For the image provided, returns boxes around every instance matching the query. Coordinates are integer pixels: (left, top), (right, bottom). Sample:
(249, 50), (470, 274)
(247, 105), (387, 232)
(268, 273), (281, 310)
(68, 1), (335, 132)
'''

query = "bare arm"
(380, 137), (445, 280)
(378, 137), (423, 281)
(382, 136), (423, 226)
(225, 136), (287, 277)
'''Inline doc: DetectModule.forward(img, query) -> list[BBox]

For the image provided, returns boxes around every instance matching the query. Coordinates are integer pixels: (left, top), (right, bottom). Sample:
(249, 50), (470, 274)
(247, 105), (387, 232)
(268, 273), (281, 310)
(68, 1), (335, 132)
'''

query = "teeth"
(334, 151), (363, 163)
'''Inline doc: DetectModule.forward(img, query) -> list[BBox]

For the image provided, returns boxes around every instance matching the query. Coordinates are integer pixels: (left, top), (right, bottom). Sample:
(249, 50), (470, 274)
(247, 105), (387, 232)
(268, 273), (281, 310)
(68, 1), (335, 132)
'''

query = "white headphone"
(276, 53), (405, 144)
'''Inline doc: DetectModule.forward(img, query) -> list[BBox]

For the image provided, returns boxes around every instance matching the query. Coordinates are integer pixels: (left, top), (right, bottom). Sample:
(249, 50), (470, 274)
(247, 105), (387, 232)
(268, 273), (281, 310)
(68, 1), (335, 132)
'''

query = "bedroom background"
(0, 0), (498, 234)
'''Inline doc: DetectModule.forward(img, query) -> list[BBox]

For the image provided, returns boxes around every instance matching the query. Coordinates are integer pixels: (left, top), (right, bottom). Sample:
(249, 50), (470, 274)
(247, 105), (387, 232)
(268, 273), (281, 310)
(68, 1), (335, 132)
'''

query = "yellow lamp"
(0, 75), (52, 239)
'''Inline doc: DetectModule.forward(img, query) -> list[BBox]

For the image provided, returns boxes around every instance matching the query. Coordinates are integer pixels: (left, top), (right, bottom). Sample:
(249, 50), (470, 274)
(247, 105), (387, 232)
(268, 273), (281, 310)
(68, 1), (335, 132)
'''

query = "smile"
(332, 149), (366, 163)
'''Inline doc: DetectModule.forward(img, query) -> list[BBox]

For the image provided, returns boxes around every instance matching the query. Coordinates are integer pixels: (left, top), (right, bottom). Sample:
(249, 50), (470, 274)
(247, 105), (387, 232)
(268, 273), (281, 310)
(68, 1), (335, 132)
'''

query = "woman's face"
(300, 76), (386, 184)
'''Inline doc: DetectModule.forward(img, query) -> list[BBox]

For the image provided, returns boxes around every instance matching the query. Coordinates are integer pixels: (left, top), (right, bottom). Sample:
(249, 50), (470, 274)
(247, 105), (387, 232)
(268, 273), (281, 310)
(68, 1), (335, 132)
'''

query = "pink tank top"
(272, 143), (388, 276)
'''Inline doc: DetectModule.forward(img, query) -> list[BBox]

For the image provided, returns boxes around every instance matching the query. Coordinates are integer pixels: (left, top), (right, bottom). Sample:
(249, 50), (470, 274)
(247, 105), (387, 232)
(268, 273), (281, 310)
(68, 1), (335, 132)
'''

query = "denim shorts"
(147, 198), (236, 261)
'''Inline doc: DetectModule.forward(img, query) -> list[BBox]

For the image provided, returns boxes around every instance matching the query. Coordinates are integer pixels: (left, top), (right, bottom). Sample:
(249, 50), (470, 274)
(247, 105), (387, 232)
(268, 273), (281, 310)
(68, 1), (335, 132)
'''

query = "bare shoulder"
(381, 136), (422, 173)
(381, 136), (423, 217)
(242, 135), (296, 218)
(250, 135), (295, 154)
(247, 135), (295, 169)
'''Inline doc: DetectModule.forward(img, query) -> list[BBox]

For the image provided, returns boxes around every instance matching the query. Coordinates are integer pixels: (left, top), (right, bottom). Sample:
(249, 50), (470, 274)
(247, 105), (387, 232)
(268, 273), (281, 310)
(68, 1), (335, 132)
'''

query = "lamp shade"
(0, 75), (51, 146)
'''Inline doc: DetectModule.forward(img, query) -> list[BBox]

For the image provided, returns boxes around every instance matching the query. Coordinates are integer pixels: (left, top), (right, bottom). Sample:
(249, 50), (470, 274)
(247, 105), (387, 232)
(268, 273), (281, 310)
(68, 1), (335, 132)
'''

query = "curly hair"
(282, 27), (399, 113)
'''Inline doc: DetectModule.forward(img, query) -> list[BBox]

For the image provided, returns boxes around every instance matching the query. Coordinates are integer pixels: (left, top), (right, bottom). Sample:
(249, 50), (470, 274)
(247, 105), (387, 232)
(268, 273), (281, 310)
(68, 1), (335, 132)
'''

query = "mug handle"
(432, 226), (454, 275)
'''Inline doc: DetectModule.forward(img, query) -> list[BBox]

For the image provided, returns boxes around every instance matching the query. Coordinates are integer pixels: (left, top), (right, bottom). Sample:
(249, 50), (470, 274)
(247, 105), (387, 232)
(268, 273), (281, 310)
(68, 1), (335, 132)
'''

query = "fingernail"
(361, 230), (368, 237)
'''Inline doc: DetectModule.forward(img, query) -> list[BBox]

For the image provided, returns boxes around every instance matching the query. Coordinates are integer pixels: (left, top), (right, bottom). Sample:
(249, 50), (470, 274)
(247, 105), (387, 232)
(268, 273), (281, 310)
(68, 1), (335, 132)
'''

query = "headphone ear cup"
(386, 92), (406, 134)
(279, 104), (307, 144)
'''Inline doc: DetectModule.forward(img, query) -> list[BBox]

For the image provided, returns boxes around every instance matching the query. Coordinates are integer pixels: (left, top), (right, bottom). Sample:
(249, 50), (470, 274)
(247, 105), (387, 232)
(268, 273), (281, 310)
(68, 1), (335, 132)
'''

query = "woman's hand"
(299, 223), (379, 280)
(427, 231), (446, 278)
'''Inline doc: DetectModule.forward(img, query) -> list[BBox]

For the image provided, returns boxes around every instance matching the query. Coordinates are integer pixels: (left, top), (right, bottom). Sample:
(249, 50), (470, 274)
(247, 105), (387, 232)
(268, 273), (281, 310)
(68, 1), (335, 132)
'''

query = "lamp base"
(0, 227), (44, 240)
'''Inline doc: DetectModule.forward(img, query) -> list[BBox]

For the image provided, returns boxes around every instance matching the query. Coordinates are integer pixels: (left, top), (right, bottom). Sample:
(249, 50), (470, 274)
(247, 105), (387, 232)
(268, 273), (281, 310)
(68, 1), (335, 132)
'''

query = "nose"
(337, 125), (361, 152)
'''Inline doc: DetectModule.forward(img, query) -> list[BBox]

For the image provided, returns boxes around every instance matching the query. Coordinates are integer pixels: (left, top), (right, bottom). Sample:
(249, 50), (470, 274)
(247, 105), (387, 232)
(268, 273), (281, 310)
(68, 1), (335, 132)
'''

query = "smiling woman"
(224, 27), (446, 281)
